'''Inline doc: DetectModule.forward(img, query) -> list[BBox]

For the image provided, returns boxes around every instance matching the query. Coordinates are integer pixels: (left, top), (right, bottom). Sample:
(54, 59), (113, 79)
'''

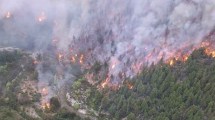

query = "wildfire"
(5, 11), (11, 18)
(127, 83), (133, 90)
(101, 77), (110, 88)
(182, 55), (189, 62)
(41, 102), (50, 110)
(93, 45), (215, 91)
(57, 53), (64, 61)
(169, 59), (174, 66)
(52, 39), (59, 46)
(167, 54), (189, 66)
(71, 56), (76, 63)
(38, 12), (46, 22)
(33, 60), (39, 65)
(205, 48), (215, 58)
(41, 88), (48, 96)
(111, 64), (116, 69)
(201, 41), (210, 47)
(101, 80), (108, 88)
(80, 54), (84, 64)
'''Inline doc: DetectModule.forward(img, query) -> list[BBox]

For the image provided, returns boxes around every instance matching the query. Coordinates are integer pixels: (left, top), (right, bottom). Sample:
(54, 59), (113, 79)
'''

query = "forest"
(0, 48), (214, 120)
(87, 48), (215, 120)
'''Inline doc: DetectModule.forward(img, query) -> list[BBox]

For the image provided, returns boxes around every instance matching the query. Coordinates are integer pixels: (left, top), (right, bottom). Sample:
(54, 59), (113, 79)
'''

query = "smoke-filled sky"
(1, 0), (215, 80)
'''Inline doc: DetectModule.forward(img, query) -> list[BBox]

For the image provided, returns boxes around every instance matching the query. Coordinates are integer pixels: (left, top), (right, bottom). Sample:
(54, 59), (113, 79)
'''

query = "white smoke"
(1, 0), (215, 83)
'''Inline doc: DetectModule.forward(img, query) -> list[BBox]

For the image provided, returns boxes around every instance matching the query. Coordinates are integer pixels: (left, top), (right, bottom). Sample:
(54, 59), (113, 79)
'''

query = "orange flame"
(101, 77), (110, 88)
(71, 56), (76, 63)
(182, 55), (189, 62)
(41, 102), (50, 110)
(169, 59), (174, 66)
(101, 80), (108, 88)
(41, 88), (48, 96)
(5, 12), (11, 18)
(80, 54), (84, 64)
(96, 41), (215, 91)
(127, 83), (133, 90)
(111, 64), (116, 69)
(38, 12), (46, 22)
(33, 60), (39, 65)
(58, 53), (64, 61)
(205, 48), (215, 58)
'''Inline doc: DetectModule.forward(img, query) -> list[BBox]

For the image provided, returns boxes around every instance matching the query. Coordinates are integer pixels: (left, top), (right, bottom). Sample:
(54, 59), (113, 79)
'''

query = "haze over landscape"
(0, 0), (214, 120)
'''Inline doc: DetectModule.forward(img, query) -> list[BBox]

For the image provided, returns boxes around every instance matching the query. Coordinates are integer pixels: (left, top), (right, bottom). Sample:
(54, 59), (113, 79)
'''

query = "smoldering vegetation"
(0, 0), (215, 81)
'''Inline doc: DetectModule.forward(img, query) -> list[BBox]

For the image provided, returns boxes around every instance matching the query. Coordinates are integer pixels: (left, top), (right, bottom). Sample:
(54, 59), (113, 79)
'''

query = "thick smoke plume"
(1, 0), (215, 92)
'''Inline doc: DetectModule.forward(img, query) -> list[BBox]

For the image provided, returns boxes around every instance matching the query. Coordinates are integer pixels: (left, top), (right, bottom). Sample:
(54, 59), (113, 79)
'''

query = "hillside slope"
(92, 48), (215, 120)
(0, 48), (214, 120)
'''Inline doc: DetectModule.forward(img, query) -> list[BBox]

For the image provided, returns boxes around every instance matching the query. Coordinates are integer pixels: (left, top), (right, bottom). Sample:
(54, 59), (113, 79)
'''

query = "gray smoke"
(1, 0), (215, 84)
